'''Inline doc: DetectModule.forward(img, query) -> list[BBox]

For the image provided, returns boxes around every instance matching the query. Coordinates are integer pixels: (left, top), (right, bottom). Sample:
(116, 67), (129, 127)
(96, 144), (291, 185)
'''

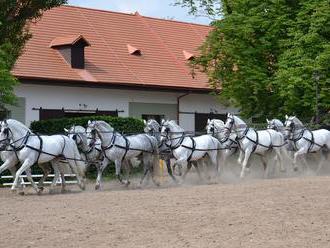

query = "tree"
(176, 0), (330, 122)
(0, 0), (67, 108)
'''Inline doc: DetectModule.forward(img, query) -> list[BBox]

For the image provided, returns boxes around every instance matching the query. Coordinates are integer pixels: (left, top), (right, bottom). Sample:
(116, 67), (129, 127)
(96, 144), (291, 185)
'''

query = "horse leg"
(8, 166), (24, 190)
(95, 158), (108, 190)
(260, 156), (268, 179)
(24, 167), (40, 194)
(293, 148), (308, 172)
(67, 159), (85, 190)
(316, 149), (328, 174)
(240, 149), (252, 179)
(182, 162), (192, 180)
(165, 158), (177, 182)
(140, 165), (149, 185)
(115, 159), (126, 185)
(238, 150), (244, 166)
(38, 163), (51, 193)
(193, 161), (203, 181)
(12, 159), (34, 193)
(123, 160), (131, 187)
(0, 158), (17, 175)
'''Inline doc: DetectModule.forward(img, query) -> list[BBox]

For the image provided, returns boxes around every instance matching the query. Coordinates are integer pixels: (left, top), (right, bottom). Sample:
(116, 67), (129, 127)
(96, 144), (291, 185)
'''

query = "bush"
(30, 115), (145, 135)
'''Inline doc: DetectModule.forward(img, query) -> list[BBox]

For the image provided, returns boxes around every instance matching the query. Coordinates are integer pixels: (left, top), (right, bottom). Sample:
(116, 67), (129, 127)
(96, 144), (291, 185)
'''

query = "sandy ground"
(1, 171), (330, 248)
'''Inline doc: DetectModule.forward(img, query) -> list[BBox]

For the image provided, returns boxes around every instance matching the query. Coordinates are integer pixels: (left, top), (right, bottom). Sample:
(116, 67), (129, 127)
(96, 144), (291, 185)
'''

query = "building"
(8, 5), (236, 131)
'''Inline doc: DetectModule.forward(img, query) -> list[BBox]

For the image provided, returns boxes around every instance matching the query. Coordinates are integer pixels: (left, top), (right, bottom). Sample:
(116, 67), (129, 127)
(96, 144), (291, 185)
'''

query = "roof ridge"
(73, 7), (145, 84)
(135, 12), (192, 77)
(64, 5), (211, 27)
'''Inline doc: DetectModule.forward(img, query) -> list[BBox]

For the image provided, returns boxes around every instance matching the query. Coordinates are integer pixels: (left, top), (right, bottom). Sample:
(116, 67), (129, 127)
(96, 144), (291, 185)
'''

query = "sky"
(68, 0), (212, 25)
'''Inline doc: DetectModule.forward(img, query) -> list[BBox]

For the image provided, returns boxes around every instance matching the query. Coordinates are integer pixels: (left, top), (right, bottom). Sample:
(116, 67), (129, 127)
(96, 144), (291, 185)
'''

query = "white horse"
(86, 120), (159, 188)
(206, 119), (239, 168)
(284, 115), (330, 171)
(223, 113), (286, 178)
(65, 125), (103, 169)
(0, 148), (70, 193)
(144, 119), (177, 181)
(160, 120), (221, 178)
(0, 119), (86, 193)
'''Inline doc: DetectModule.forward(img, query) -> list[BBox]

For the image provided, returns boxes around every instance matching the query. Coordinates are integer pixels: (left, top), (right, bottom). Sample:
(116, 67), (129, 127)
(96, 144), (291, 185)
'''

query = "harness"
(230, 120), (285, 153)
(100, 132), (154, 162)
(289, 128), (323, 152)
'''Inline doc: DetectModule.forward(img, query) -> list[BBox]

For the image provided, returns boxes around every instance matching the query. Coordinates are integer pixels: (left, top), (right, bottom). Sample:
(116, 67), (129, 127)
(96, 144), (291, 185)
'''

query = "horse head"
(144, 119), (160, 135)
(0, 120), (10, 150)
(267, 118), (284, 131)
(206, 119), (225, 137)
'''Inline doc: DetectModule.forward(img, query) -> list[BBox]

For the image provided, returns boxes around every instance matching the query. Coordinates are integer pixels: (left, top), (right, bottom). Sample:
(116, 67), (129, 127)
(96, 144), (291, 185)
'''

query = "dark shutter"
(71, 41), (85, 69)
(40, 109), (65, 120)
(195, 113), (227, 132)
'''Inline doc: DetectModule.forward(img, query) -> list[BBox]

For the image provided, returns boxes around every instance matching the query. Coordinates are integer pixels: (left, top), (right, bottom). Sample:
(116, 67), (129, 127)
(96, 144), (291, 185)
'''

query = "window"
(195, 113), (227, 132)
(71, 44), (85, 69)
(39, 108), (118, 120)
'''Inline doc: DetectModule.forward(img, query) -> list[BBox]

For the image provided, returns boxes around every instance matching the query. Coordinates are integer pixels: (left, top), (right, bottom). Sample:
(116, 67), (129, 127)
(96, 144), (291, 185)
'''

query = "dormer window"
(127, 44), (142, 56)
(50, 34), (90, 69)
(183, 50), (195, 61)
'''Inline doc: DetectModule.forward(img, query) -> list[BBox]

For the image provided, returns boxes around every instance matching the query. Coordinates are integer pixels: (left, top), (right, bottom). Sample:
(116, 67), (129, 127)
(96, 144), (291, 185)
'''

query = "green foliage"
(0, 0), (67, 106)
(30, 115), (145, 135)
(176, 0), (330, 123)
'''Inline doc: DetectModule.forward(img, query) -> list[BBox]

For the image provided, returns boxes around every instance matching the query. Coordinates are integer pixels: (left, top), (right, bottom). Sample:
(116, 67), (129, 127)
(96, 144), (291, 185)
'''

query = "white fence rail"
(0, 174), (77, 187)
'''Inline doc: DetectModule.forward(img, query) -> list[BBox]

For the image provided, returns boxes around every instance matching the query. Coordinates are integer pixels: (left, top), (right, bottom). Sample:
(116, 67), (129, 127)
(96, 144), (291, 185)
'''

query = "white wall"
(15, 83), (237, 131)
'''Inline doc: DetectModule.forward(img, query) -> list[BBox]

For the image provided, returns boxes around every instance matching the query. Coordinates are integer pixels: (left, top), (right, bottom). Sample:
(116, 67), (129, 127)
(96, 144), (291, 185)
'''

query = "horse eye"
(3, 128), (9, 135)
(165, 127), (169, 132)
(158, 127), (161, 132)
(72, 134), (77, 140)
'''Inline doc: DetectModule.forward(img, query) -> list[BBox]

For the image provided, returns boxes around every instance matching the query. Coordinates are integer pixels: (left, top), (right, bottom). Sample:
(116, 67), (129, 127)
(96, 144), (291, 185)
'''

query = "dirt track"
(1, 175), (330, 248)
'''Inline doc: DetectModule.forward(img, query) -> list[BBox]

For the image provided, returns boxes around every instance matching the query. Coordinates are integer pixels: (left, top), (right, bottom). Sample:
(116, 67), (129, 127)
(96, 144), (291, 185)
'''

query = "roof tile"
(12, 5), (212, 90)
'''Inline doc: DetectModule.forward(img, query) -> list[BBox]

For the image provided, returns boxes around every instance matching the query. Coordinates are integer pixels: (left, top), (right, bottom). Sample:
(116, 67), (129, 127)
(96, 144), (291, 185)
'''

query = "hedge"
(30, 115), (145, 135)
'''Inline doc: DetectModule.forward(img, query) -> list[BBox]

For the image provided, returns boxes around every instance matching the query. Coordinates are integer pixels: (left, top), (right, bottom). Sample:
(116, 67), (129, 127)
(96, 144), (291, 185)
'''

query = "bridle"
(160, 126), (185, 150)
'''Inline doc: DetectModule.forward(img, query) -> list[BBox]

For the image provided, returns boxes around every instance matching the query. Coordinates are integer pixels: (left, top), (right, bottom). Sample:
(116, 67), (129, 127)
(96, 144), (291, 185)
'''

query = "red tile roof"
(50, 34), (90, 47)
(12, 5), (212, 91)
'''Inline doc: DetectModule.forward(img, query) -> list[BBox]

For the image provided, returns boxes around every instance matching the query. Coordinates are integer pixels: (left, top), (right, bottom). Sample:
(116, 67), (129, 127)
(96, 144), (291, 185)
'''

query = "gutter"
(177, 92), (190, 124)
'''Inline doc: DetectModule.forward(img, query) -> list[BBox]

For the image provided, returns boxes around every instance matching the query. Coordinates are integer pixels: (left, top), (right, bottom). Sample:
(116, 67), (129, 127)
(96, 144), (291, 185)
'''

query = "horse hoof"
(95, 184), (100, 190)
(125, 181), (130, 187)
(18, 191), (25, 196)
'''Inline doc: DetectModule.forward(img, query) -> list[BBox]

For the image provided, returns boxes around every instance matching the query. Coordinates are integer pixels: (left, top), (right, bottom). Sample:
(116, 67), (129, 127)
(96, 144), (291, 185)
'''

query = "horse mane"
(147, 119), (160, 130)
(289, 116), (304, 127)
(166, 120), (185, 132)
(95, 120), (114, 131)
(273, 119), (284, 126)
(70, 125), (85, 133)
(6, 119), (31, 132)
(231, 114), (246, 125)
(211, 119), (225, 127)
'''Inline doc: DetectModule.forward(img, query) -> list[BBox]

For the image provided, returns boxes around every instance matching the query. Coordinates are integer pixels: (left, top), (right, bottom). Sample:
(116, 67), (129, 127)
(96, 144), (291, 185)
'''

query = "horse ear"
(3, 119), (7, 125)
(266, 118), (269, 123)
(285, 115), (288, 119)
(143, 119), (147, 125)
(161, 119), (165, 125)
(87, 120), (91, 125)
(64, 128), (69, 133)
(207, 119), (210, 124)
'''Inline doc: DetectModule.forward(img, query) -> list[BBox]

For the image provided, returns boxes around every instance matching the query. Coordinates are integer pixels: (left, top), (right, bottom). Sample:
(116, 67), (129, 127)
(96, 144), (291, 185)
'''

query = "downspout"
(177, 92), (190, 124)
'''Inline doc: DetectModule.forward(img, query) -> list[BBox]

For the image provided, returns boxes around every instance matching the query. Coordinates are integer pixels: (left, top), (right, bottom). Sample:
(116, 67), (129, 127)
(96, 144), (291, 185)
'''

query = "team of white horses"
(0, 114), (329, 195)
